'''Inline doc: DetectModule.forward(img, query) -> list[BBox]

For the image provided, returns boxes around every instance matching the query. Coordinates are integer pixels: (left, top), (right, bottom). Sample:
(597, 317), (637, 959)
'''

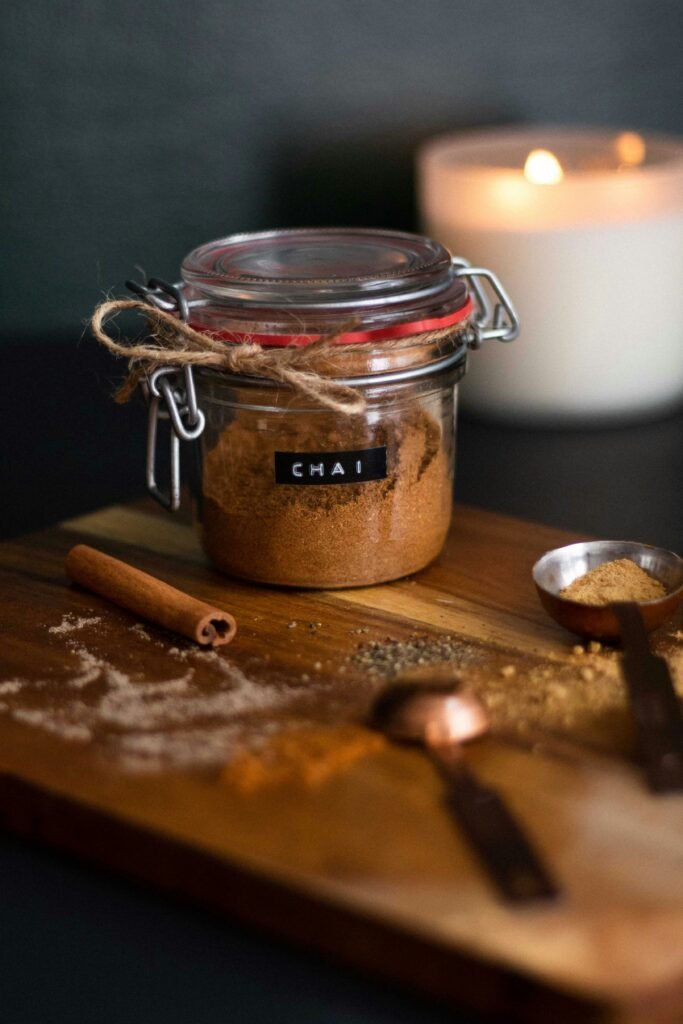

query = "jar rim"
(180, 227), (470, 338)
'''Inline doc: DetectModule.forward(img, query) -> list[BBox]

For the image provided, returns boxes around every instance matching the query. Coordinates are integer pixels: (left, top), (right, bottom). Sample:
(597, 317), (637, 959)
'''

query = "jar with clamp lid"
(131, 228), (519, 588)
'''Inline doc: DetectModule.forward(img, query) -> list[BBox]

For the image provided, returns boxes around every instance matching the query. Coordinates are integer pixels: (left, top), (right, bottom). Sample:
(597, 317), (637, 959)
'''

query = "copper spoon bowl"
(532, 540), (683, 640)
(370, 682), (490, 745)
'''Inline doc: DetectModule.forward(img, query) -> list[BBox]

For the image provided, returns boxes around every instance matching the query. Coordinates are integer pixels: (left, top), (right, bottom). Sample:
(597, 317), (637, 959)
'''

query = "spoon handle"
(612, 601), (683, 793)
(429, 747), (558, 903)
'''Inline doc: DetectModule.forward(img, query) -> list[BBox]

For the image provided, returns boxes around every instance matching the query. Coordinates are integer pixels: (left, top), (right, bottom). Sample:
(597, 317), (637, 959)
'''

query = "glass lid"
(181, 228), (467, 312)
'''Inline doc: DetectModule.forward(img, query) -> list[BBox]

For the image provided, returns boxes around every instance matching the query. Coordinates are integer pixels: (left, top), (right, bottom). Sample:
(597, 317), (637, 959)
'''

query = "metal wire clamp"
(126, 277), (206, 512)
(451, 259), (520, 349)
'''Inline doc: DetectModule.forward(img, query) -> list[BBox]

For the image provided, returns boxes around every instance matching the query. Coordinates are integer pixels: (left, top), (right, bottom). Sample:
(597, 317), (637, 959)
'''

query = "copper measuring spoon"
(533, 540), (683, 792)
(370, 683), (559, 904)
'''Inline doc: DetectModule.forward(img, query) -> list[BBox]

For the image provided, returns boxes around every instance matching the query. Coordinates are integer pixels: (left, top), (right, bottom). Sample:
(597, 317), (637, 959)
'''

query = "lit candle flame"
(615, 131), (646, 167)
(524, 149), (564, 185)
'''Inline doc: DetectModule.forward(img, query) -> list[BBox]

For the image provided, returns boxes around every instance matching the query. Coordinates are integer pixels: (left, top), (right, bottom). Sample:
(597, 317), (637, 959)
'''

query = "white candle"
(418, 126), (683, 424)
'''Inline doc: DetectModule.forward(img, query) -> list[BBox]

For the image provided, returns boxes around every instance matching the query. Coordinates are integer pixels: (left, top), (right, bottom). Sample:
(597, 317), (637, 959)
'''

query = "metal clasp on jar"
(128, 277), (205, 512)
(451, 258), (520, 348)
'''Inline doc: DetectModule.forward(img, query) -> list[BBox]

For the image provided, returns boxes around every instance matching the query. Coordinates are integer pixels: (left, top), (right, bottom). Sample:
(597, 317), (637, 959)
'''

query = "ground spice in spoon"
(560, 558), (666, 606)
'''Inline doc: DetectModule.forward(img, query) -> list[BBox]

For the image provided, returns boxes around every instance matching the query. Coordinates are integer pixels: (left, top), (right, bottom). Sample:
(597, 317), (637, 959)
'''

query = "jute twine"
(90, 297), (469, 415)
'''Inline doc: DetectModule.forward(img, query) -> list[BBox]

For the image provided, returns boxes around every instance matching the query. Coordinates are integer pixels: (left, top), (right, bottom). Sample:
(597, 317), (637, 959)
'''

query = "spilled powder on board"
(3, 611), (683, 772)
(349, 630), (683, 756)
(48, 613), (102, 635)
(0, 620), (332, 773)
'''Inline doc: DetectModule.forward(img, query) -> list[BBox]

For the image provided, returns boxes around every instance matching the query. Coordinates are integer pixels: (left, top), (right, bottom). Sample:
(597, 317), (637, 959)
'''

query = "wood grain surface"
(1, 502), (682, 1024)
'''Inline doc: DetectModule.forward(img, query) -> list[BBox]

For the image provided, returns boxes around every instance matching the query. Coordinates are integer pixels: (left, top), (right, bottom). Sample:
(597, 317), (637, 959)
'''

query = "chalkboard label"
(274, 447), (387, 485)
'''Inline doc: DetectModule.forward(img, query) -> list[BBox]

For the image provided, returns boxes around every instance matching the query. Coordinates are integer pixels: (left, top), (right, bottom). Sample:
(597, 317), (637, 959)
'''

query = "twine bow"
(90, 297), (467, 415)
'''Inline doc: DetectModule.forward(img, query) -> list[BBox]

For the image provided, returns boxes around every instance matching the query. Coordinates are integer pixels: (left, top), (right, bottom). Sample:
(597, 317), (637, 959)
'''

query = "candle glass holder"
(419, 126), (683, 425)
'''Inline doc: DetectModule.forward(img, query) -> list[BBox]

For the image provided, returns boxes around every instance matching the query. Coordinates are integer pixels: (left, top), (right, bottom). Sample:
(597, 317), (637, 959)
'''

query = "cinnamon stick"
(65, 545), (237, 647)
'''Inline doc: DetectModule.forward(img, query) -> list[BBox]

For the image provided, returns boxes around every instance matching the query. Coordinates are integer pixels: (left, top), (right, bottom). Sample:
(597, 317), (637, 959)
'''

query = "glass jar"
(138, 228), (518, 588)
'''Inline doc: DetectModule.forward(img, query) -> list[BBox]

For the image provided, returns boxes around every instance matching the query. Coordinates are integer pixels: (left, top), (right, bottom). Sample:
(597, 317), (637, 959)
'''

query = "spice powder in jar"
(175, 229), (517, 588)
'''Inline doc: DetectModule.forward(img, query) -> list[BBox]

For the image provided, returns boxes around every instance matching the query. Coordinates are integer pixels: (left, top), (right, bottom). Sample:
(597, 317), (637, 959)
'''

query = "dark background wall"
(1, 0), (683, 544)
(3, 0), (683, 342)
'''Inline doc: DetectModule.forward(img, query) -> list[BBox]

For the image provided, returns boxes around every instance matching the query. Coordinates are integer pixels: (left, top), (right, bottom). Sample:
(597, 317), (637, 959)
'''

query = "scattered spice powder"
(48, 613), (102, 635)
(560, 558), (666, 605)
(222, 725), (386, 793)
(345, 630), (683, 757)
(0, 618), (344, 773)
(0, 680), (24, 695)
(200, 407), (452, 587)
(5, 612), (682, 776)
(350, 633), (477, 678)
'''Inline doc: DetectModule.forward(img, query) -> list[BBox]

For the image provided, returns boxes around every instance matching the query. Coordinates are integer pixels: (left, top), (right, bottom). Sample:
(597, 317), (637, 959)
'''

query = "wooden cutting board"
(1, 502), (682, 1024)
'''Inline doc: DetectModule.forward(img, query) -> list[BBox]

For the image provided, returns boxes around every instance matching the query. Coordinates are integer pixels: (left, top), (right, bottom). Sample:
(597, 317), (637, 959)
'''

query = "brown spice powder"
(200, 407), (452, 587)
(348, 632), (638, 755)
(222, 724), (386, 792)
(560, 558), (666, 606)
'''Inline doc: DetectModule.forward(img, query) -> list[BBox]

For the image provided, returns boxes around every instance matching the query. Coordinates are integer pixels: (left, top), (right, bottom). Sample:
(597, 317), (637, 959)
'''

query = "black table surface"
(1, 338), (682, 1024)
